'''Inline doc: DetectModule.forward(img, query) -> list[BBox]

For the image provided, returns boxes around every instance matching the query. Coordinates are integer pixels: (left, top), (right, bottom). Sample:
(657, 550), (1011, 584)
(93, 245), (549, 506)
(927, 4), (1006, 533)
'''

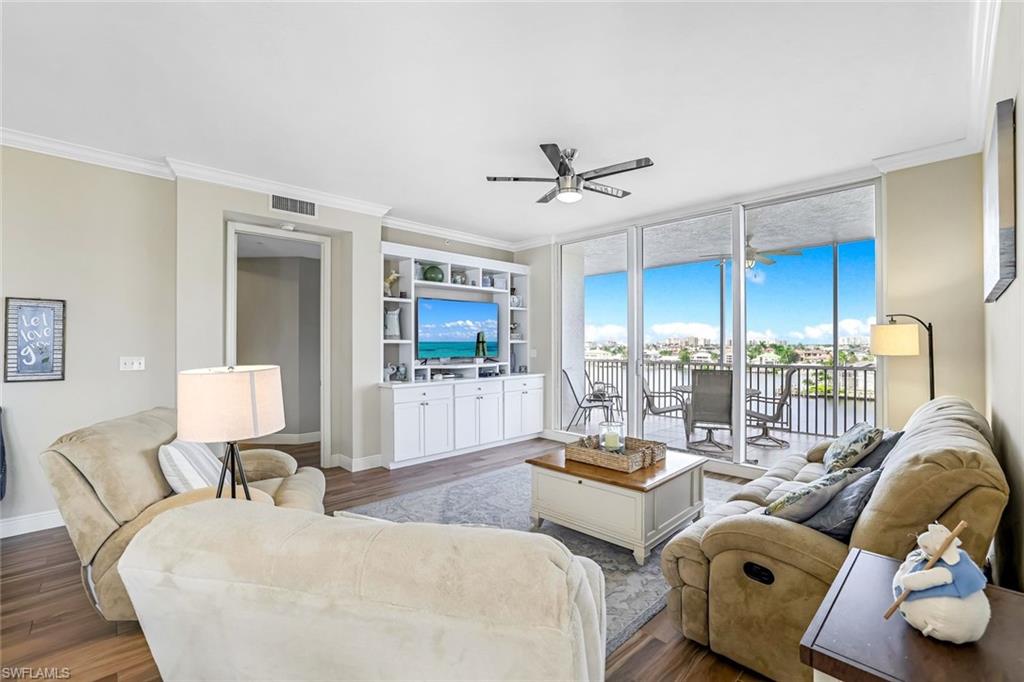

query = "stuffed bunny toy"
(891, 523), (990, 643)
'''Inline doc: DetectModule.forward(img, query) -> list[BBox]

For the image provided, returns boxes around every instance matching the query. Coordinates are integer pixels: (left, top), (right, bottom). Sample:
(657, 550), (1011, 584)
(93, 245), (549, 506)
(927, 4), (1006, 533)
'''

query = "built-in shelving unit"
(381, 241), (530, 384)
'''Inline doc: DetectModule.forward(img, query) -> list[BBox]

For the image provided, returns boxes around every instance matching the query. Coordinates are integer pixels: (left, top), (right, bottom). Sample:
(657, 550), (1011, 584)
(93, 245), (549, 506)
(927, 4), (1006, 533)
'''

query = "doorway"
(226, 222), (332, 468)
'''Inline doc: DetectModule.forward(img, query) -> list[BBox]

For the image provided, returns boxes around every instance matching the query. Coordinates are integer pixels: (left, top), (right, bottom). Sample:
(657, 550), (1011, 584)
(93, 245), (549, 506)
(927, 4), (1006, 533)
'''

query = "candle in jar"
(605, 431), (620, 450)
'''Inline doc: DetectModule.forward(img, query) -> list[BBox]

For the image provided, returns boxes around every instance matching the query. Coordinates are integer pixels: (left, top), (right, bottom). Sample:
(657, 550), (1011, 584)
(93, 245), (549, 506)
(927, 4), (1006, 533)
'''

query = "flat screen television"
(417, 297), (499, 360)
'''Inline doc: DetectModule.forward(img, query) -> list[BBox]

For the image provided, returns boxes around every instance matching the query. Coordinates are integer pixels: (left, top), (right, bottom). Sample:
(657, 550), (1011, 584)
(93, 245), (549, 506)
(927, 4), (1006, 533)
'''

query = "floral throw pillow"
(763, 467), (872, 522)
(824, 423), (883, 472)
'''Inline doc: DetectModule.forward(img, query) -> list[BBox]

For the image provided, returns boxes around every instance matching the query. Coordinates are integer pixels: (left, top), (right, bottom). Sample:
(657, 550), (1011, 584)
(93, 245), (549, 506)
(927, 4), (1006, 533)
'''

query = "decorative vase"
(384, 308), (401, 339)
(423, 265), (444, 282)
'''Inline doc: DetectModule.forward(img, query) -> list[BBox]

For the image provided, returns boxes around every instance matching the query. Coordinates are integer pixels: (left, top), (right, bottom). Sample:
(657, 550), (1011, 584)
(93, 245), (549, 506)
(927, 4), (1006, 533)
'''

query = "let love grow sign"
(5, 298), (65, 382)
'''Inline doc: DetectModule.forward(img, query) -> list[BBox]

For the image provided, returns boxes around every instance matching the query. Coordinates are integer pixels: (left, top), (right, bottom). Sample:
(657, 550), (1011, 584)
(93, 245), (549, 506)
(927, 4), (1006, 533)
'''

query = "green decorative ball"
(423, 265), (444, 282)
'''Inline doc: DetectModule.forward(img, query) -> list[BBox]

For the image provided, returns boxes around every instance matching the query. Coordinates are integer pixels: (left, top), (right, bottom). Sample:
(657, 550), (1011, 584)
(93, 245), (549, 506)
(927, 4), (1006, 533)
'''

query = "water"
(418, 341), (498, 360)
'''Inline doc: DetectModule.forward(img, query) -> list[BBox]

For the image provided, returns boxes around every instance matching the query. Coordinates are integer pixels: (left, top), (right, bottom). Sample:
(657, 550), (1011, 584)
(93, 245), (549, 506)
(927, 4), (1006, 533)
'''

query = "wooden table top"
(800, 548), (1024, 682)
(525, 448), (705, 492)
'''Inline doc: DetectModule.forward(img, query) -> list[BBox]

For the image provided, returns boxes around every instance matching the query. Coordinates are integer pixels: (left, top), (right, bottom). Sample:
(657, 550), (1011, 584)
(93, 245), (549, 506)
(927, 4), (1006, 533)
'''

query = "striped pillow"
(158, 440), (223, 493)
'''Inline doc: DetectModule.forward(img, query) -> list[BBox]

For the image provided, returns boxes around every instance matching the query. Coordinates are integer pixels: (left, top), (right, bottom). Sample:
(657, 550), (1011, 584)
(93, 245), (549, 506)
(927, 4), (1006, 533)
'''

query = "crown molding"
(381, 215), (518, 251)
(508, 235), (557, 252)
(166, 158), (391, 218)
(871, 137), (978, 174)
(1, 128), (175, 179)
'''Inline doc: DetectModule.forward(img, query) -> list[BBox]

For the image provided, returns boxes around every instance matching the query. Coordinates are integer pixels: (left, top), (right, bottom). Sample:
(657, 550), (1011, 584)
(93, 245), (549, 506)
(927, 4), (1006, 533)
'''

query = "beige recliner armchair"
(661, 397), (1009, 681)
(39, 407), (326, 621)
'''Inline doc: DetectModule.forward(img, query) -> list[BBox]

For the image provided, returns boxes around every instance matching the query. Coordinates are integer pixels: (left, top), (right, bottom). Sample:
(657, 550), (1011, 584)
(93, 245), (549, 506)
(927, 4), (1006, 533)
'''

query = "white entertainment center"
(379, 242), (545, 468)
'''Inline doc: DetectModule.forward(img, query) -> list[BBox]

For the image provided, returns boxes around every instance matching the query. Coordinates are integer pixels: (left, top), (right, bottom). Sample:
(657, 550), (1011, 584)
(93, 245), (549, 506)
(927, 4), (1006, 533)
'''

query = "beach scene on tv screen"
(418, 298), (498, 359)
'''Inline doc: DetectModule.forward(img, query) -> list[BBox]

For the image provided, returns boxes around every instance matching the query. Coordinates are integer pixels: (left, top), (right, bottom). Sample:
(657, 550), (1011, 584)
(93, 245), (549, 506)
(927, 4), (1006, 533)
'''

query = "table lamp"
(870, 314), (934, 399)
(177, 365), (285, 500)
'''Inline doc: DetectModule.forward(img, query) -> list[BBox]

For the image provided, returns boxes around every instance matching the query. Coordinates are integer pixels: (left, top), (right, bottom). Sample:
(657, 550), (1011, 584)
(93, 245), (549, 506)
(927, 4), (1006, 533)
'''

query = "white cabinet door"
(504, 391), (523, 439)
(393, 401), (423, 461)
(422, 399), (454, 456)
(523, 388), (544, 435)
(454, 395), (479, 450)
(478, 393), (504, 444)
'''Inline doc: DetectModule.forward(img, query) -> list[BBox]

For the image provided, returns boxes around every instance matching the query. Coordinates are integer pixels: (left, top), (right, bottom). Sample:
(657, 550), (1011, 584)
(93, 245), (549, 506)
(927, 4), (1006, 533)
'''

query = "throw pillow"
(802, 468), (883, 542)
(159, 440), (222, 493)
(823, 423), (883, 472)
(856, 430), (904, 471)
(763, 467), (872, 522)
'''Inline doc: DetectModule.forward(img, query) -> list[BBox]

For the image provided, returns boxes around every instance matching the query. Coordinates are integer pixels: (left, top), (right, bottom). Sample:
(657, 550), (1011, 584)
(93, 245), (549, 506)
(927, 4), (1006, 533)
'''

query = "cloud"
(649, 322), (719, 339)
(585, 324), (628, 343)
(785, 316), (876, 342)
(747, 329), (776, 342)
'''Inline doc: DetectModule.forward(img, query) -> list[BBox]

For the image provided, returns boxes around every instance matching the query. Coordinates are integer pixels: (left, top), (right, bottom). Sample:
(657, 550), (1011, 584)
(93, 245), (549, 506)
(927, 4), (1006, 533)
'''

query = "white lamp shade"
(870, 323), (920, 356)
(177, 365), (285, 442)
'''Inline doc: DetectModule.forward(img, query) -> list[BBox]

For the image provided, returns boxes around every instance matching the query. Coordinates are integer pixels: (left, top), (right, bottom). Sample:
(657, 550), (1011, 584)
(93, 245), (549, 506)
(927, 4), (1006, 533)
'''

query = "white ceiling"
(2, 2), (977, 245)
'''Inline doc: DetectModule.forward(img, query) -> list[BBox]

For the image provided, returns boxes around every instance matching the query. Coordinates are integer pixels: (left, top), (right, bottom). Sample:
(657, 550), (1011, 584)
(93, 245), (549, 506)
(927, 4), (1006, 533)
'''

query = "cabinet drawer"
(454, 381), (503, 398)
(504, 376), (544, 392)
(533, 470), (640, 538)
(392, 384), (453, 404)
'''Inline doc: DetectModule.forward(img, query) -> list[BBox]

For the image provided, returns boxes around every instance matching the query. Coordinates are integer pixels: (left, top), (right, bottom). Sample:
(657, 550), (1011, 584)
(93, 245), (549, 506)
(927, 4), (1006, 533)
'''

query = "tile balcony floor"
(566, 414), (823, 470)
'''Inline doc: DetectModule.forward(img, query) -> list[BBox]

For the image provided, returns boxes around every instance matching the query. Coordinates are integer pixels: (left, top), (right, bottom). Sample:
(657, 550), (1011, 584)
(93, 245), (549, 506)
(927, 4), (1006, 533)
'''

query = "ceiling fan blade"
(536, 186), (558, 203)
(760, 249), (803, 256)
(579, 157), (653, 181)
(539, 144), (566, 174)
(486, 176), (554, 182)
(583, 182), (630, 198)
(756, 255), (776, 266)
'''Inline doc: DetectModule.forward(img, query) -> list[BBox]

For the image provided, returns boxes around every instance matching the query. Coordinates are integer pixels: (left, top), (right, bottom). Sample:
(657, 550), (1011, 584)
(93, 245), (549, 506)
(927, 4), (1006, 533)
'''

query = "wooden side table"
(800, 548), (1024, 681)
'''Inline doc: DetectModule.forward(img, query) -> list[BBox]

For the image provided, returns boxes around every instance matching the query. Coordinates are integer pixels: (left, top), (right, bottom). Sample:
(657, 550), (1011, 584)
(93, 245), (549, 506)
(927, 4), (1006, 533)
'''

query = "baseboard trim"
(1, 509), (65, 538)
(329, 453), (382, 472)
(704, 459), (762, 480)
(541, 429), (576, 443)
(245, 431), (320, 446)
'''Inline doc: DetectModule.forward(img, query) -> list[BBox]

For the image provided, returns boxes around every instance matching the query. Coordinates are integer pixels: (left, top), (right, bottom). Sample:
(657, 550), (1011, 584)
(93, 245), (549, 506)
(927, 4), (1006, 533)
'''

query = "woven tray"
(565, 436), (667, 473)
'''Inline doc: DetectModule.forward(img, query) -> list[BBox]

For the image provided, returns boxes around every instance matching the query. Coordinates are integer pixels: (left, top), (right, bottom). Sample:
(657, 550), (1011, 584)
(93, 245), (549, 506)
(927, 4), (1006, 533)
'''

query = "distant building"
(691, 350), (714, 363)
(753, 351), (780, 365)
(798, 348), (832, 363)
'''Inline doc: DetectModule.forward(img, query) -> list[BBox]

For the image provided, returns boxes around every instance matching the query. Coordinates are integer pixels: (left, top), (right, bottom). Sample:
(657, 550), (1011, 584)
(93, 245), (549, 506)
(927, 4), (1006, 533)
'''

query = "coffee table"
(525, 448), (705, 565)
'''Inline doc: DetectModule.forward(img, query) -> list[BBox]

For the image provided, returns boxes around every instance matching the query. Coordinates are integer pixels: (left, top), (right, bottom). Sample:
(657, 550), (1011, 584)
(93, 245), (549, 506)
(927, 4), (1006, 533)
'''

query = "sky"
(418, 298), (499, 341)
(583, 239), (876, 345)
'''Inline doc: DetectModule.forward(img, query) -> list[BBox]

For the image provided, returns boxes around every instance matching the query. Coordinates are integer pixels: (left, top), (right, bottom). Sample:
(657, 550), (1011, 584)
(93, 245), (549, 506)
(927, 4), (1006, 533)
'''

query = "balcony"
(572, 359), (877, 468)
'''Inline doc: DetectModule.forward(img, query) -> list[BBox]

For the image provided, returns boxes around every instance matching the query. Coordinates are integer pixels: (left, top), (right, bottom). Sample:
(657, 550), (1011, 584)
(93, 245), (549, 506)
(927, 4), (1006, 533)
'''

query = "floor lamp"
(177, 365), (285, 500)
(870, 314), (935, 400)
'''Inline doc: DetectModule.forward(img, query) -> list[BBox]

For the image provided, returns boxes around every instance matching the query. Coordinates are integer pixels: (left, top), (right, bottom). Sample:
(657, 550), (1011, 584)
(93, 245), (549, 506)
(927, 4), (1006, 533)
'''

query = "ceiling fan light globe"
(556, 188), (583, 203)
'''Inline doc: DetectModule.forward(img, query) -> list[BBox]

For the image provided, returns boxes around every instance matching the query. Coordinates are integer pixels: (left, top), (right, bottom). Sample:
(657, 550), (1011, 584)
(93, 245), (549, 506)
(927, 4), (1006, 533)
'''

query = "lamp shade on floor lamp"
(869, 323), (920, 357)
(177, 365), (285, 442)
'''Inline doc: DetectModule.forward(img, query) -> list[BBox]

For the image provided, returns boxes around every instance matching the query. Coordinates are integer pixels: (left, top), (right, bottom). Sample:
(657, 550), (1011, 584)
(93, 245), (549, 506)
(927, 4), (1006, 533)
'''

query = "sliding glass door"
(559, 232), (631, 435)
(556, 180), (878, 470)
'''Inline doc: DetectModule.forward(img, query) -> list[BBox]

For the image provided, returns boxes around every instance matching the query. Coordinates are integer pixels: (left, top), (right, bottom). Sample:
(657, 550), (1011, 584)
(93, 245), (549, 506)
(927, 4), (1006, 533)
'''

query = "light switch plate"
(529, 348), (538, 358)
(119, 356), (145, 371)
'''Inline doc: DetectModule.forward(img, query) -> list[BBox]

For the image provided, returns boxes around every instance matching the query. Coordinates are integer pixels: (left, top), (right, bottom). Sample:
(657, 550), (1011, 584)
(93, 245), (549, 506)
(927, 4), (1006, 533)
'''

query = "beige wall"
(882, 155), (985, 427)
(175, 178), (382, 463)
(514, 244), (556, 430)
(984, 2), (1024, 590)
(237, 257), (320, 435)
(0, 147), (177, 519)
(382, 226), (513, 261)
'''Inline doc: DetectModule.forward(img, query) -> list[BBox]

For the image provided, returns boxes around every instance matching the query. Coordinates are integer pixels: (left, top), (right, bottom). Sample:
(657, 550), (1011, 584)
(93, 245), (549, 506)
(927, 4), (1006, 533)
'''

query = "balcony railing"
(584, 358), (876, 438)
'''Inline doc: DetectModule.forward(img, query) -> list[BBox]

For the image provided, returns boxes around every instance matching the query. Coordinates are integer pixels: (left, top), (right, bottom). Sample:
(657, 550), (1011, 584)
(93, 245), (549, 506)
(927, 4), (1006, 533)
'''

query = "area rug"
(341, 463), (740, 652)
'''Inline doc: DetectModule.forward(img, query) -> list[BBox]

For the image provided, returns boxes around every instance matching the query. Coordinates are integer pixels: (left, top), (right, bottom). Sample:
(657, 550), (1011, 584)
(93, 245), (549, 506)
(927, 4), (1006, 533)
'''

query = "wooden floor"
(1, 438), (758, 681)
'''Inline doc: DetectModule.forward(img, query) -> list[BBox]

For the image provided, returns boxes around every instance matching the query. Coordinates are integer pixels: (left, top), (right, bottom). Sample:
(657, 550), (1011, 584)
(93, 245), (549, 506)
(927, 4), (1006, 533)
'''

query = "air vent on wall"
(270, 194), (317, 217)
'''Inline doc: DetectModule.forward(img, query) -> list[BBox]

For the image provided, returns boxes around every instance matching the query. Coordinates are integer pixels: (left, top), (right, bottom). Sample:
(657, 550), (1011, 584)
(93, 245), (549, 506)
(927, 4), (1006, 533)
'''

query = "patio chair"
(586, 370), (623, 417)
(746, 367), (798, 448)
(562, 369), (612, 429)
(642, 381), (689, 437)
(686, 369), (733, 452)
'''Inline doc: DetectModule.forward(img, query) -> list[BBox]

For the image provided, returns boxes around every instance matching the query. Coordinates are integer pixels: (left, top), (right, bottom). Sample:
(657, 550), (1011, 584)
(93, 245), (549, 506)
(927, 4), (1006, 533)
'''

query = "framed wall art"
(983, 98), (1017, 302)
(4, 298), (66, 382)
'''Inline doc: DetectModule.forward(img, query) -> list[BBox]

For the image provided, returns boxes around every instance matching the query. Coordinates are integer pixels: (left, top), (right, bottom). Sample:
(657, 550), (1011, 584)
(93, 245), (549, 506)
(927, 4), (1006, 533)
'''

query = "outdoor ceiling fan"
(701, 235), (803, 269)
(486, 143), (653, 204)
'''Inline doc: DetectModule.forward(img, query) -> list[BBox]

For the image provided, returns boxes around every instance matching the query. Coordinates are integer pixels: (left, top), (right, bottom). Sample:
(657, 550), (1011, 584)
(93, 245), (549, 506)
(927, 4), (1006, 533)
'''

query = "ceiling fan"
(486, 144), (653, 204)
(701, 235), (803, 268)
